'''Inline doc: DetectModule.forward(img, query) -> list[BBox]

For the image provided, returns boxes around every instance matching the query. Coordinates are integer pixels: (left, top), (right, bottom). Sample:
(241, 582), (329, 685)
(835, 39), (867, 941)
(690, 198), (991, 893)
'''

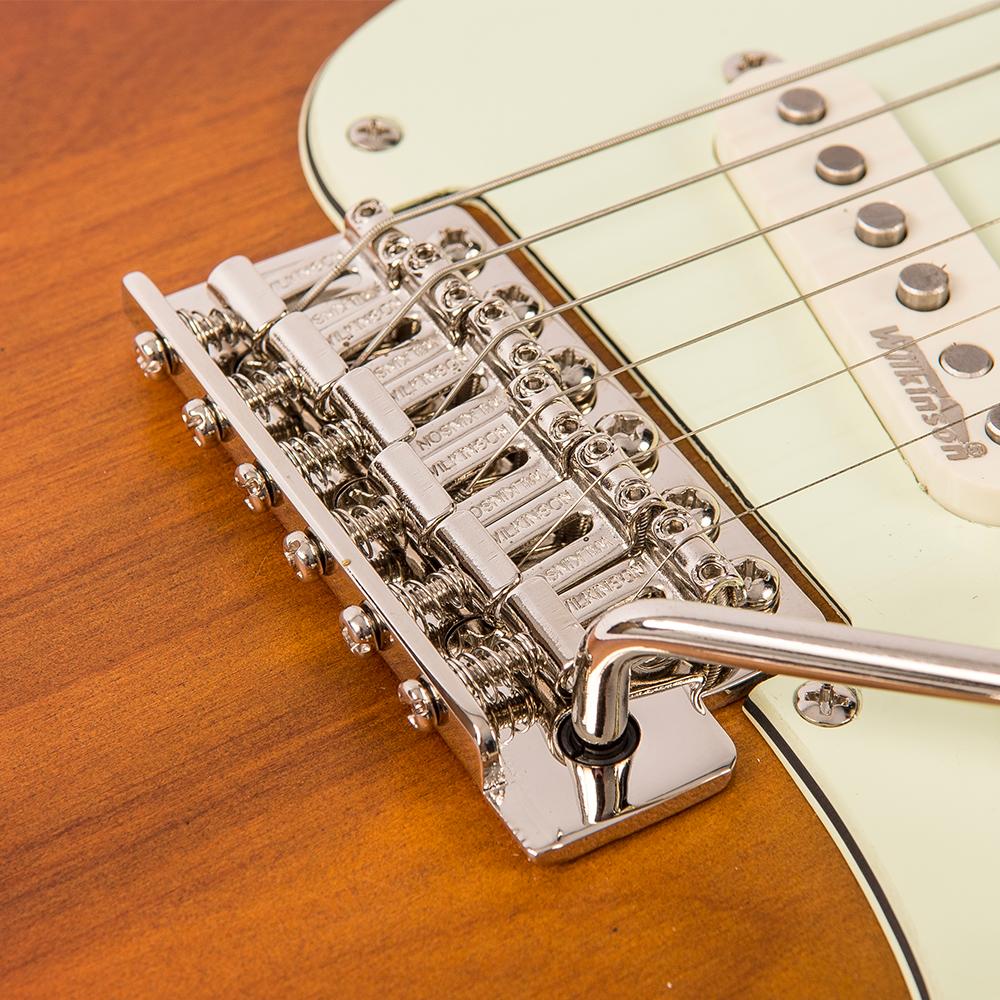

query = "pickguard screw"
(398, 678), (442, 733)
(347, 116), (402, 152)
(795, 682), (860, 727)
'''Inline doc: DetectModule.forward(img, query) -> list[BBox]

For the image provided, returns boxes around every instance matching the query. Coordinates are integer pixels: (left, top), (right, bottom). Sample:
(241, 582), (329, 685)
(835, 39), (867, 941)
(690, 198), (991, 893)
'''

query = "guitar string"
(294, 2), (1000, 310)
(430, 136), (1000, 423)
(465, 213), (998, 500)
(509, 296), (1000, 571)
(633, 402), (998, 598)
(351, 60), (1000, 367)
(457, 146), (1000, 499)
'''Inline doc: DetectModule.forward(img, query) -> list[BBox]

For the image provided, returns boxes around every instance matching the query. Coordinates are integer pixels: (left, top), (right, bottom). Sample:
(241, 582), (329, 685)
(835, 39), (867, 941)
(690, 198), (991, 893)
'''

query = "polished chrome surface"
(795, 681), (860, 727)
(574, 599), (1000, 747)
(986, 404), (1000, 444)
(124, 205), (831, 859)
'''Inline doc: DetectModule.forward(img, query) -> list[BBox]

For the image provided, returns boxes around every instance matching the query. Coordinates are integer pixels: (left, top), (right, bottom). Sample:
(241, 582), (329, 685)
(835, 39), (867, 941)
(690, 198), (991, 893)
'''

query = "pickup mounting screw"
(398, 678), (441, 733)
(340, 604), (391, 657)
(234, 462), (279, 513)
(795, 682), (859, 727)
(282, 530), (327, 582)
(180, 398), (228, 448)
(347, 116), (402, 152)
(134, 330), (173, 379)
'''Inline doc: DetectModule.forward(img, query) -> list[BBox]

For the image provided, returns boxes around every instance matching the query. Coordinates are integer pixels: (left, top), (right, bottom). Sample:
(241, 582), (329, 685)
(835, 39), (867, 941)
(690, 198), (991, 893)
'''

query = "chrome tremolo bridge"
(124, 201), (1000, 860)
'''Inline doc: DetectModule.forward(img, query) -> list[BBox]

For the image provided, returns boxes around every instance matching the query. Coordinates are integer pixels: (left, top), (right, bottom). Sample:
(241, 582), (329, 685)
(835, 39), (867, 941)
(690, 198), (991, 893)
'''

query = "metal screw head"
(282, 530), (326, 581)
(722, 50), (781, 83)
(234, 462), (278, 513)
(134, 330), (171, 379)
(795, 682), (860, 727)
(736, 556), (781, 613)
(339, 604), (381, 657)
(180, 398), (227, 448)
(663, 485), (720, 540)
(595, 411), (660, 473)
(398, 678), (440, 733)
(347, 116), (402, 152)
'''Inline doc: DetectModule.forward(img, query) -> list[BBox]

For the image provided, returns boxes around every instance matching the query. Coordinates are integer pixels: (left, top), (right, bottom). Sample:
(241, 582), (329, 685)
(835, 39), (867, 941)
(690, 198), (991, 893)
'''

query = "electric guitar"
(7, 2), (1000, 998)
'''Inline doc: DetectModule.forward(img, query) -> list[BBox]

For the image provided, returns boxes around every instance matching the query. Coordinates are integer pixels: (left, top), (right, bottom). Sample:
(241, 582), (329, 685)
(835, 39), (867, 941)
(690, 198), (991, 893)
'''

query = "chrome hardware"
(986, 405), (1000, 445)
(795, 682), (860, 727)
(347, 116), (402, 152)
(234, 462), (280, 513)
(125, 205), (837, 860)
(134, 330), (173, 379)
(181, 397), (228, 447)
(282, 530), (327, 581)
(573, 599), (1000, 749)
(341, 603), (391, 657)
(398, 678), (442, 732)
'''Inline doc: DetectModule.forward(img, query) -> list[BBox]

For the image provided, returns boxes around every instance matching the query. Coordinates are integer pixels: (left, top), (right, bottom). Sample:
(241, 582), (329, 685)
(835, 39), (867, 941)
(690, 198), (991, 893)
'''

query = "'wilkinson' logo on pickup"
(870, 325), (986, 461)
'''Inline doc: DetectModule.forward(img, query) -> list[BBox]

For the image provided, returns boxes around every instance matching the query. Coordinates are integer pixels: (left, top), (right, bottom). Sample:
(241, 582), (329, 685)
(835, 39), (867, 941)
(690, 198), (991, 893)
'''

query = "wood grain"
(0, 3), (906, 997)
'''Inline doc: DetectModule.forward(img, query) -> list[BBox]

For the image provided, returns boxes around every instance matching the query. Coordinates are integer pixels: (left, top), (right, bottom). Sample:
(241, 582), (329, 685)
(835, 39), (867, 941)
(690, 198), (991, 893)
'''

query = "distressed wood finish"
(0, 3), (905, 997)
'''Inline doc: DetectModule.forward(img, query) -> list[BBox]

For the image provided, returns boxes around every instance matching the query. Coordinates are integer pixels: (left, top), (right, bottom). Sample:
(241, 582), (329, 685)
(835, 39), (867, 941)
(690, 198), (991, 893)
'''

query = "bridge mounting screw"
(134, 330), (172, 379)
(282, 530), (326, 582)
(180, 397), (228, 448)
(398, 678), (441, 733)
(347, 116), (402, 152)
(795, 682), (859, 727)
(234, 462), (279, 513)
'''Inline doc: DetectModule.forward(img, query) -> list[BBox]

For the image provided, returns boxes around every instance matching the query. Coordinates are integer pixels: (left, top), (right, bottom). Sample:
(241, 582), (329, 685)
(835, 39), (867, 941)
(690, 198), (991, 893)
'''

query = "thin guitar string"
(351, 61), (1000, 367)
(634, 402), (998, 597)
(467, 214), (997, 501)
(510, 295), (1000, 571)
(294, 2), (1000, 310)
(458, 146), (1000, 498)
(432, 136), (1000, 424)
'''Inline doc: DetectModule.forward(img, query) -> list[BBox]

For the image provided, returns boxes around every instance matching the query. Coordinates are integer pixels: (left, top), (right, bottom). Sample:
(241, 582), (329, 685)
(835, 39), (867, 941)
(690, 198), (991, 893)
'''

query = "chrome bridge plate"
(124, 203), (824, 860)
